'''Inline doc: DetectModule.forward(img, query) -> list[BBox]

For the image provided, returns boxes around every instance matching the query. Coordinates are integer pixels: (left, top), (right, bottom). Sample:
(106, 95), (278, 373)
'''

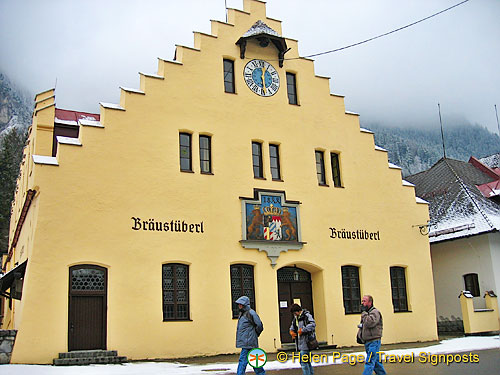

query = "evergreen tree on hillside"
(366, 123), (500, 176)
(0, 128), (27, 253)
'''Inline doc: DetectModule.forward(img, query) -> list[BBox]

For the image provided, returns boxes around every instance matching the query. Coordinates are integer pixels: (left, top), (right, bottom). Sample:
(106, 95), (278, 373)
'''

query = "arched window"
(341, 265), (361, 314)
(230, 264), (255, 318)
(390, 266), (409, 312)
(162, 263), (190, 321)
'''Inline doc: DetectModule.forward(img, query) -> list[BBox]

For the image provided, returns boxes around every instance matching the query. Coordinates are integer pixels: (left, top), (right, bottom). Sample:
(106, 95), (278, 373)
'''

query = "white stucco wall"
(487, 232), (500, 303)
(431, 233), (498, 320)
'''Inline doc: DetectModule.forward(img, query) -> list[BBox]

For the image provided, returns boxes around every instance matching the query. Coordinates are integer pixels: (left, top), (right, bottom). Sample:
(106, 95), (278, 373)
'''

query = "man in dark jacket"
(235, 296), (265, 375)
(289, 304), (316, 375)
(357, 295), (386, 375)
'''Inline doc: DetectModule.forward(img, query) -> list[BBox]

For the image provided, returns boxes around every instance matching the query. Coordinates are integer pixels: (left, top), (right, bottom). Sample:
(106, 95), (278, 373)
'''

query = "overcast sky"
(1, 0), (499, 132)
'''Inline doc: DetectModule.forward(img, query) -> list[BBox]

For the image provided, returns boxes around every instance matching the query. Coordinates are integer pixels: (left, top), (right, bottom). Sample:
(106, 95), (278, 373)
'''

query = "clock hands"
(244, 59), (279, 96)
(261, 66), (267, 95)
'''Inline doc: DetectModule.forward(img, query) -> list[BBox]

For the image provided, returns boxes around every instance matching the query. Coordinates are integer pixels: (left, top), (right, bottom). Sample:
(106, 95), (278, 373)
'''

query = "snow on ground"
(1, 336), (499, 374)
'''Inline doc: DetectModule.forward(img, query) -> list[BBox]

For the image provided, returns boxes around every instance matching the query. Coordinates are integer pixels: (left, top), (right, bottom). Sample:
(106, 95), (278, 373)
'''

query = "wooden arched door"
(277, 267), (314, 343)
(68, 265), (107, 351)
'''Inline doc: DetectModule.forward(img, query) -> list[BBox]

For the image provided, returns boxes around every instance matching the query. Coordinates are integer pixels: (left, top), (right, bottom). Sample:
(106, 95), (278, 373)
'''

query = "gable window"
(331, 152), (342, 187)
(269, 144), (281, 180)
(199, 135), (212, 174)
(223, 59), (235, 93)
(286, 72), (297, 105)
(315, 150), (326, 185)
(252, 142), (264, 179)
(390, 267), (409, 312)
(179, 133), (192, 172)
(162, 263), (190, 321)
(341, 265), (361, 314)
(230, 264), (256, 318)
(464, 273), (480, 297)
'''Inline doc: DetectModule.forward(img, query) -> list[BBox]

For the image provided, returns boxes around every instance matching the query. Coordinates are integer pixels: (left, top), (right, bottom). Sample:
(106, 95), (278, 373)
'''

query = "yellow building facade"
(1, 0), (437, 364)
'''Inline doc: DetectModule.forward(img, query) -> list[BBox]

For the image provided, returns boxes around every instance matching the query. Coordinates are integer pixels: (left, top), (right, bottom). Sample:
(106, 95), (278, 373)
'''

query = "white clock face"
(243, 59), (280, 97)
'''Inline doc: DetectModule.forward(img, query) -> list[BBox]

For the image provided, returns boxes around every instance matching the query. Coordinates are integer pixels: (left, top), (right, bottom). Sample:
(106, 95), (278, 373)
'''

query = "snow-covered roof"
(406, 158), (500, 243)
(479, 152), (500, 169)
(55, 108), (99, 124)
(242, 20), (281, 38)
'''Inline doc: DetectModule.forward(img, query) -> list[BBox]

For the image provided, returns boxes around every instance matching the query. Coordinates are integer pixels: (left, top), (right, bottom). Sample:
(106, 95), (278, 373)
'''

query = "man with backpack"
(289, 303), (317, 375)
(235, 296), (266, 375)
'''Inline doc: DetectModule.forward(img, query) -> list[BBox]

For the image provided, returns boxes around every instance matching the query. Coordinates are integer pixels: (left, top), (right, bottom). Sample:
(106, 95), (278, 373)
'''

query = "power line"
(294, 0), (471, 60)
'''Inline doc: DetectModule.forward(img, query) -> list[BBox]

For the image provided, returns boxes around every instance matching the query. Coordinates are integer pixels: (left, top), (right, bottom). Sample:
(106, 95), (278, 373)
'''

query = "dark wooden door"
(68, 265), (107, 351)
(277, 267), (314, 343)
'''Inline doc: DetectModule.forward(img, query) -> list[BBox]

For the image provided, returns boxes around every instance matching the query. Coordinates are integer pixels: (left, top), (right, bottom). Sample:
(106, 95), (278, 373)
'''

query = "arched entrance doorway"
(68, 265), (107, 351)
(277, 266), (314, 343)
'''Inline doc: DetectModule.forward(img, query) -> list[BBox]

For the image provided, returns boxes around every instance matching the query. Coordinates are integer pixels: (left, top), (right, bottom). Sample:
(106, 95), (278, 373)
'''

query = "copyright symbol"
(277, 351), (288, 362)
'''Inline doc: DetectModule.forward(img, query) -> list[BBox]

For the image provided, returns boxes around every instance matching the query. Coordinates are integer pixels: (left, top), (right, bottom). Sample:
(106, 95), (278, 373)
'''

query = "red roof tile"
(55, 108), (100, 122)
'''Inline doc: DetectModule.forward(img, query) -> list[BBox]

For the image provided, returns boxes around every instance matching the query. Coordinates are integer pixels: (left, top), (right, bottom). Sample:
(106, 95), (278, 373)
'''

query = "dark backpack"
(244, 310), (263, 337)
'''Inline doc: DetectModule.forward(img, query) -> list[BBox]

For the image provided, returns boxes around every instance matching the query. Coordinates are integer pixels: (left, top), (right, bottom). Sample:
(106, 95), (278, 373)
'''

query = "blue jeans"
(363, 339), (386, 375)
(299, 350), (314, 375)
(237, 348), (266, 375)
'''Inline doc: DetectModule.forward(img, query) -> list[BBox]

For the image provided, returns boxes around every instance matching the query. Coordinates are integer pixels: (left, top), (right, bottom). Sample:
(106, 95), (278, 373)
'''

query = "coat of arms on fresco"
(241, 190), (303, 267)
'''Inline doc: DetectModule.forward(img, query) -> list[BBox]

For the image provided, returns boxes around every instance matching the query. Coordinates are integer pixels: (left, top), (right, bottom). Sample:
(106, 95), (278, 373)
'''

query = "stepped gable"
(406, 157), (500, 242)
(40, 0), (412, 194)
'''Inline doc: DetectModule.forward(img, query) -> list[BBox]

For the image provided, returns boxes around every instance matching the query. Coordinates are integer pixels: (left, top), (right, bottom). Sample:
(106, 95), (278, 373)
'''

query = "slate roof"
(406, 157), (500, 243)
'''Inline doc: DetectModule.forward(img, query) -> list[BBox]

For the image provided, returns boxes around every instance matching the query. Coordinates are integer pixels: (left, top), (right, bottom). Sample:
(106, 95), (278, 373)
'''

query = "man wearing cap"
(235, 296), (265, 375)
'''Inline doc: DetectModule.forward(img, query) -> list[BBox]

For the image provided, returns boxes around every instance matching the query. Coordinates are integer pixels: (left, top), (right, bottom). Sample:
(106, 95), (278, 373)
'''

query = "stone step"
(58, 350), (117, 359)
(53, 355), (127, 366)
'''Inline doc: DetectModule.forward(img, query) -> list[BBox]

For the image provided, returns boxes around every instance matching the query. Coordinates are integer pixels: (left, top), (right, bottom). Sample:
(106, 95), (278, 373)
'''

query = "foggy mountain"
(365, 122), (500, 177)
(0, 73), (32, 136)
